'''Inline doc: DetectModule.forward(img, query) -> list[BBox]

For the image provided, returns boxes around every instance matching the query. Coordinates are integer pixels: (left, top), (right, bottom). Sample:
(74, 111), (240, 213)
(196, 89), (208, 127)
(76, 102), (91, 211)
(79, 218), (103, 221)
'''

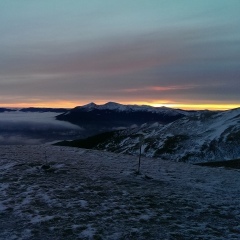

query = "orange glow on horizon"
(0, 100), (239, 111)
(150, 103), (240, 111)
(125, 102), (240, 111)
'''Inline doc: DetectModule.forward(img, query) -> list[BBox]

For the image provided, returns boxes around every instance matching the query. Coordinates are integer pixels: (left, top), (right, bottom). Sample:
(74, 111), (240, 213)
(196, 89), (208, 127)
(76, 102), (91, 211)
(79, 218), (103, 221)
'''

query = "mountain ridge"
(55, 102), (193, 137)
(74, 101), (197, 115)
(56, 107), (240, 163)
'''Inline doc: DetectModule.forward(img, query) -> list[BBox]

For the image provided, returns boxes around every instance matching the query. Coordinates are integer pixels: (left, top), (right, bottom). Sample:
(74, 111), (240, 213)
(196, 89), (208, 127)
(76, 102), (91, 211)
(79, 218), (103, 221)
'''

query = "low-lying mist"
(0, 111), (83, 145)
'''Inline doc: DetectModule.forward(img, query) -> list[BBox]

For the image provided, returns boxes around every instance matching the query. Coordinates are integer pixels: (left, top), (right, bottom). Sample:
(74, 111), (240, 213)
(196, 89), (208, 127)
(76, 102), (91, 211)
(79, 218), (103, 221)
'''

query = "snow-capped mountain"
(58, 107), (240, 163)
(56, 102), (196, 137)
(70, 101), (191, 115)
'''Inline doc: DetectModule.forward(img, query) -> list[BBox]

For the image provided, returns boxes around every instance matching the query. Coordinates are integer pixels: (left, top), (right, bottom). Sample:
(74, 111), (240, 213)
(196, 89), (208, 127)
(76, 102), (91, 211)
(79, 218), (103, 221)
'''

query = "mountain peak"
(102, 102), (125, 110)
(103, 102), (120, 107)
(82, 102), (97, 109)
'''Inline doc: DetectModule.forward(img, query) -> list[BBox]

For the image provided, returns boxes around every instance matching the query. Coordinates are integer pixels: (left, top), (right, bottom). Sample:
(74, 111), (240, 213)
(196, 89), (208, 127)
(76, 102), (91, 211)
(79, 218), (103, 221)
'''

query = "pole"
(138, 144), (142, 174)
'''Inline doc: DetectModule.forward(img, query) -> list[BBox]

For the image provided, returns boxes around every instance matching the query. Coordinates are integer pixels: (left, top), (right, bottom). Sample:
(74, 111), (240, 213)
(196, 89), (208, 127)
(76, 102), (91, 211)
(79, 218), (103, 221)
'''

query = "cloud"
(123, 85), (196, 93)
(0, 135), (42, 145)
(0, 0), (240, 107)
(0, 112), (82, 130)
(0, 111), (84, 144)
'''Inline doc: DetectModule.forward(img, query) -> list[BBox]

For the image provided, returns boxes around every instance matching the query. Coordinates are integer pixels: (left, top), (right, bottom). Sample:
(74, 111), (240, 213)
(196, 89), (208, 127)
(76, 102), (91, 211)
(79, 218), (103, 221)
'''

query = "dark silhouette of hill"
(19, 107), (67, 113)
(0, 108), (16, 112)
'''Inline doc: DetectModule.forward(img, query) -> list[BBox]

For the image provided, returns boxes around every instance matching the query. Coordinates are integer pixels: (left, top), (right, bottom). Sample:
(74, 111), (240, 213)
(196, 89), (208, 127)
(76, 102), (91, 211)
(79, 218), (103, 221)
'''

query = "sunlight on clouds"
(123, 85), (196, 93)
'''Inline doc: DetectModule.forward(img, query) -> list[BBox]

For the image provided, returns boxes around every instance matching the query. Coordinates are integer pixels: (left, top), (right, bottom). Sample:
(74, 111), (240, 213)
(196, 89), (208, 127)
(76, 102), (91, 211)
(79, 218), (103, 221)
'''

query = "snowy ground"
(0, 145), (240, 239)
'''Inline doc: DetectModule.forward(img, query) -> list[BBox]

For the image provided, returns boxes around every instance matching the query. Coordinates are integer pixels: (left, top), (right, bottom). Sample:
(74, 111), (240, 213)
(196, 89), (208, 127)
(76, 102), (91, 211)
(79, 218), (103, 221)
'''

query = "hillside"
(0, 145), (240, 239)
(58, 108), (240, 163)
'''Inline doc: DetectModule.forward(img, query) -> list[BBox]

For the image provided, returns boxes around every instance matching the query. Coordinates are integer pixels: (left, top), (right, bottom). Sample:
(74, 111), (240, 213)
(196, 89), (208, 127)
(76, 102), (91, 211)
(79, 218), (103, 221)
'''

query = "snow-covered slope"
(1, 145), (240, 239)
(93, 108), (240, 162)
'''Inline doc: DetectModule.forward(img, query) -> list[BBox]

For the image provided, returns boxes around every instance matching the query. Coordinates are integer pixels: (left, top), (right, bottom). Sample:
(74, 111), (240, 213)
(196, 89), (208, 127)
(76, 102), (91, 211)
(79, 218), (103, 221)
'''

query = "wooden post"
(137, 135), (144, 174)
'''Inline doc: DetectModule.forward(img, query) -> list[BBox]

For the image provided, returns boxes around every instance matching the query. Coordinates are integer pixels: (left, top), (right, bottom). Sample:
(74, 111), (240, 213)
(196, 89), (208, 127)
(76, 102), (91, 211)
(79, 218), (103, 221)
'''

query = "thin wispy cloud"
(123, 85), (196, 93)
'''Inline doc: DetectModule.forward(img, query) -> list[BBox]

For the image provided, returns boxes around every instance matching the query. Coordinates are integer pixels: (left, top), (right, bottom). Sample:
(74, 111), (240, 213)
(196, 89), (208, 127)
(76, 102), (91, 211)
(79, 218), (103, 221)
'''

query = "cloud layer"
(0, 0), (240, 109)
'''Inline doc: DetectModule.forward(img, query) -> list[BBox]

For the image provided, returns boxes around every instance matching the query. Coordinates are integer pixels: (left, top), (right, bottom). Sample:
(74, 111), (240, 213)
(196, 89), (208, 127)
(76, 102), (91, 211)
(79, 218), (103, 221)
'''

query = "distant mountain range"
(57, 106), (240, 163)
(0, 102), (194, 144)
(0, 107), (68, 113)
(19, 107), (68, 113)
(2, 102), (240, 163)
(0, 108), (16, 113)
(55, 102), (198, 136)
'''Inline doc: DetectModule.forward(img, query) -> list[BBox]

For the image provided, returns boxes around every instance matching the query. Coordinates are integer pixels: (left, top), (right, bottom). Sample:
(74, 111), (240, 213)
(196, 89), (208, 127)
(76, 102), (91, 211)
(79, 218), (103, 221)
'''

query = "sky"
(0, 0), (240, 110)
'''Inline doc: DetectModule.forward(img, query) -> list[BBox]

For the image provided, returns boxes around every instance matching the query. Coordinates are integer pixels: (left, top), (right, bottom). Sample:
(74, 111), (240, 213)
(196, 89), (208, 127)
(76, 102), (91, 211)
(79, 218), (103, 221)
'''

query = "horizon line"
(0, 101), (240, 111)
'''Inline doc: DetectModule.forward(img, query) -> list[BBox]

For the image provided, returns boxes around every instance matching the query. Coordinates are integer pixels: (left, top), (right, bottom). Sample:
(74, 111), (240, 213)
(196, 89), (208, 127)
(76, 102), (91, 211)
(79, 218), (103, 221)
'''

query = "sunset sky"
(1, 0), (240, 110)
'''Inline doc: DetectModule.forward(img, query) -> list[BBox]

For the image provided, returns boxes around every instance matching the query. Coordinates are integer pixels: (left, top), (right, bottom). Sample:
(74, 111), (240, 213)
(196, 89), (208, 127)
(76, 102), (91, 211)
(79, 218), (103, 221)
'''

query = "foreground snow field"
(0, 145), (240, 239)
